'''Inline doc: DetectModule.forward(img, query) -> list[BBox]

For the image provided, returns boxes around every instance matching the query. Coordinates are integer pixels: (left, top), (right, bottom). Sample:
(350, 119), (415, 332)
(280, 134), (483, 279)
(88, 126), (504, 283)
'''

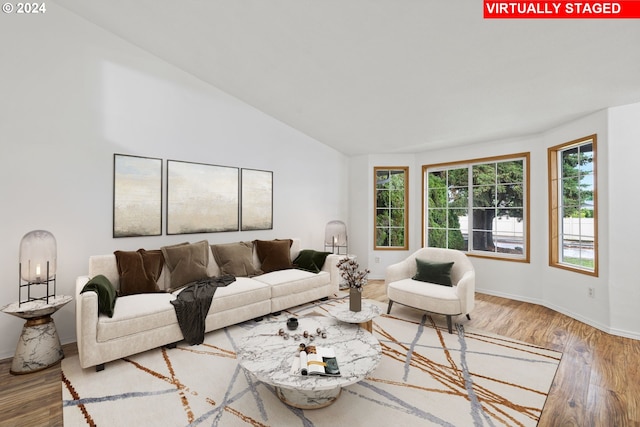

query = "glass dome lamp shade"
(19, 230), (57, 283)
(324, 220), (347, 246)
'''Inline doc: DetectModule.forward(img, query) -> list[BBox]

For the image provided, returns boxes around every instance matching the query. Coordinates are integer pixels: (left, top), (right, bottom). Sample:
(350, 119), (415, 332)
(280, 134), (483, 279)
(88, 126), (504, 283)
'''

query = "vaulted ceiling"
(54, 0), (640, 155)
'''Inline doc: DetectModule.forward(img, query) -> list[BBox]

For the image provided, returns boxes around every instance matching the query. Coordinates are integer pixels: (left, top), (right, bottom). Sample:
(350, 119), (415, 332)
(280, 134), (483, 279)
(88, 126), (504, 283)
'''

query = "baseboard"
(476, 288), (640, 341)
(476, 288), (542, 306)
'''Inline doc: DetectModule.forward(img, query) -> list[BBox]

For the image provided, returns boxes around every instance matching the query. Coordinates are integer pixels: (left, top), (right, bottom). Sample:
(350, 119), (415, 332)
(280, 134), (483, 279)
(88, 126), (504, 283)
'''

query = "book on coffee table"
(290, 346), (341, 377)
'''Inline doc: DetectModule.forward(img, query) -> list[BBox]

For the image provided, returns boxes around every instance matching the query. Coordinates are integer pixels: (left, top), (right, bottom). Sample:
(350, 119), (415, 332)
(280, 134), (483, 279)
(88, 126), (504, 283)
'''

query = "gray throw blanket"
(171, 275), (236, 345)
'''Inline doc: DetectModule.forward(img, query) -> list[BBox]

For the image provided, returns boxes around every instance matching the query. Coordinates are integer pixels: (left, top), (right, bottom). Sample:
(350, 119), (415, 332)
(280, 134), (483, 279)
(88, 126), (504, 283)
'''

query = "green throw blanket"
(81, 274), (118, 317)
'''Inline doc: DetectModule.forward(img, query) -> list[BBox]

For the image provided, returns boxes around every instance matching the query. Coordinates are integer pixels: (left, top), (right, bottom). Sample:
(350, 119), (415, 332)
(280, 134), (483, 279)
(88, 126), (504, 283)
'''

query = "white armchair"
(385, 247), (475, 333)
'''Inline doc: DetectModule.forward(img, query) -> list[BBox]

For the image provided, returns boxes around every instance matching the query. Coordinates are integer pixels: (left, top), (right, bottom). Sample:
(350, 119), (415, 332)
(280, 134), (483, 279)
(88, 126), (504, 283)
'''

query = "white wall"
(352, 106), (640, 340)
(0, 5), (348, 359)
(608, 102), (640, 337)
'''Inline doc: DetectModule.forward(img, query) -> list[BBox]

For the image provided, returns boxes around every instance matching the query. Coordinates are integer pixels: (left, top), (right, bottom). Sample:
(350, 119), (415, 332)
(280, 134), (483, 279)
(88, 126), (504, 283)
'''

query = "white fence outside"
(456, 216), (594, 242)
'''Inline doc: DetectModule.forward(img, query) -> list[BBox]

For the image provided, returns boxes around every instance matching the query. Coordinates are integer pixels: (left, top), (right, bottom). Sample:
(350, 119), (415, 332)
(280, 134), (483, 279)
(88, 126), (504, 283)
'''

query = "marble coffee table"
(236, 316), (381, 409)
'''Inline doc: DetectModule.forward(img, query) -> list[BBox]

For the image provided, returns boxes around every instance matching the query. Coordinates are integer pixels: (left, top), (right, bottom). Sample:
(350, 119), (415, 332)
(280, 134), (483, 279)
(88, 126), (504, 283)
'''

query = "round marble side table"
(1, 295), (72, 375)
(327, 299), (381, 333)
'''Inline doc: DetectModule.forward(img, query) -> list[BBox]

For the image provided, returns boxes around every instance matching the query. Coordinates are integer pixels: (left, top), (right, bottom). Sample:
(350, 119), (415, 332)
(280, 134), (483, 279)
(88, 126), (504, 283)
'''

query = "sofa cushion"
(114, 250), (161, 296)
(96, 278), (271, 343)
(255, 239), (293, 273)
(97, 293), (177, 342)
(387, 278), (461, 314)
(161, 240), (210, 292)
(293, 249), (332, 273)
(412, 259), (454, 286)
(206, 277), (271, 313)
(211, 242), (262, 277)
(88, 254), (121, 290)
(253, 269), (329, 298)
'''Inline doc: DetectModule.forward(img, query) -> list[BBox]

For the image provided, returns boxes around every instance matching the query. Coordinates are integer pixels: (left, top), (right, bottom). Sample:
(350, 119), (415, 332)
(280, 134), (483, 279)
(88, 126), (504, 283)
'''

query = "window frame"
(374, 166), (409, 251)
(548, 134), (598, 276)
(422, 153), (530, 263)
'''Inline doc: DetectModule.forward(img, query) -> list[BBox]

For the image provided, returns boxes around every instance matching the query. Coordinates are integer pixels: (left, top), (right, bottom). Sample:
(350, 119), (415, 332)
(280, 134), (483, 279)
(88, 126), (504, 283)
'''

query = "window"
(548, 135), (597, 276)
(423, 153), (529, 262)
(374, 167), (408, 250)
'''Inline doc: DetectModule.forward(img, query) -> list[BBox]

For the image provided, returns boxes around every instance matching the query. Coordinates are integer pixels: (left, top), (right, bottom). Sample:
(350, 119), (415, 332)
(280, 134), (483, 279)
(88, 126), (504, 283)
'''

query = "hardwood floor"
(0, 342), (76, 427)
(1, 281), (638, 426)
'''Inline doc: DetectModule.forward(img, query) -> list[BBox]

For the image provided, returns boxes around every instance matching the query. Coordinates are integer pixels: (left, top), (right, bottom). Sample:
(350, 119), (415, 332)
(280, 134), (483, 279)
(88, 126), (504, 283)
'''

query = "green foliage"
(425, 149), (592, 254)
(427, 160), (526, 251)
(375, 169), (406, 247)
(561, 145), (594, 218)
(562, 256), (594, 269)
(427, 172), (465, 249)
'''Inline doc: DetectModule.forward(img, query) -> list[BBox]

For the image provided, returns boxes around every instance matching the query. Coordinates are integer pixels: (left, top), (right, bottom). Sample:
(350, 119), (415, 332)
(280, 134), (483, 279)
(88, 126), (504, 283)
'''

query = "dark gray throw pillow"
(161, 240), (209, 292)
(412, 259), (454, 286)
(211, 241), (262, 277)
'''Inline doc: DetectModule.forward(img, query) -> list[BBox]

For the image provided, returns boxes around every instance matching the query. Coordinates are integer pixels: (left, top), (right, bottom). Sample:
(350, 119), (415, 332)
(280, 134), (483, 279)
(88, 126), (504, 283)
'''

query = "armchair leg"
(466, 314), (471, 320)
(96, 363), (105, 372)
(446, 315), (453, 334)
(387, 300), (394, 314)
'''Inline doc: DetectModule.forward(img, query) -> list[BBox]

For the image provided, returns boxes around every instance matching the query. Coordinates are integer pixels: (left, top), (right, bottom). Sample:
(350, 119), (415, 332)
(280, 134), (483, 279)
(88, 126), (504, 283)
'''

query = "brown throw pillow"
(211, 242), (263, 277)
(161, 240), (209, 292)
(114, 250), (161, 296)
(254, 239), (293, 273)
(138, 249), (164, 283)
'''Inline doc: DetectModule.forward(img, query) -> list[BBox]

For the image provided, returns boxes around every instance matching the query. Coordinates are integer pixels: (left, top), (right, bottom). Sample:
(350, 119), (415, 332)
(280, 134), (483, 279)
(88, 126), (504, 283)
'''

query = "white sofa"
(75, 239), (340, 370)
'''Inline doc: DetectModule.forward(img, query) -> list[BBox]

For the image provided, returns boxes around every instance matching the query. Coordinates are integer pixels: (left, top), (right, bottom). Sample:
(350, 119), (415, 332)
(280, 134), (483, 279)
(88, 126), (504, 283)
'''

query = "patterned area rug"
(62, 295), (561, 426)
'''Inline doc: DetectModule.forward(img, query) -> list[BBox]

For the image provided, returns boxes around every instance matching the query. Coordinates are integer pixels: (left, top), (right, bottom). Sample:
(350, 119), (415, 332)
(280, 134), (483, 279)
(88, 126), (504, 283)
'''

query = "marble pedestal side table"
(327, 299), (381, 332)
(1, 295), (72, 374)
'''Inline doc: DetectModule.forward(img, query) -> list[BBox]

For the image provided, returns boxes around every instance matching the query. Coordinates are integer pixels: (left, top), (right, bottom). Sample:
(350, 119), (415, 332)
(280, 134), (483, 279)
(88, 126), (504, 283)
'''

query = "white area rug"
(62, 295), (561, 426)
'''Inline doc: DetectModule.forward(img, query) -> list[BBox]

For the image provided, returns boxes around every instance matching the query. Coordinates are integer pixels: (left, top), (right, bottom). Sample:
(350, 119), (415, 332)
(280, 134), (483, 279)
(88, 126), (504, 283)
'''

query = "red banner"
(484, 1), (640, 18)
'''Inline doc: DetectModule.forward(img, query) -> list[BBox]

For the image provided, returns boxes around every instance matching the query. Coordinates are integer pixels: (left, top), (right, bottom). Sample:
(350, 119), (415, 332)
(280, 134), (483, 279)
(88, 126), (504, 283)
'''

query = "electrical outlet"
(375, 257), (380, 264)
(588, 287), (595, 298)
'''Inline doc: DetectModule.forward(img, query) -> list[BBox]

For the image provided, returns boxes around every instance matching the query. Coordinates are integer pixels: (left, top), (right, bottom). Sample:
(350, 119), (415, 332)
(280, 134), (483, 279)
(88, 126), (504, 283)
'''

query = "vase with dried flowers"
(337, 257), (370, 312)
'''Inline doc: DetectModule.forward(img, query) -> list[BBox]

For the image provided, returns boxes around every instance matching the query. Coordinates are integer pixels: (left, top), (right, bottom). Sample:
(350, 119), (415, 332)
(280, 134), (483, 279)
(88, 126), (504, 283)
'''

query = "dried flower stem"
(337, 257), (370, 292)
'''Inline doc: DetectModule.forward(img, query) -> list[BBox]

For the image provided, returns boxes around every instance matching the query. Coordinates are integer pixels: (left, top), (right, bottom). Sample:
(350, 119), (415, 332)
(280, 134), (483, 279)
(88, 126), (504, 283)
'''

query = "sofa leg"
(320, 297), (329, 301)
(164, 342), (178, 349)
(96, 363), (105, 372)
(253, 316), (264, 322)
(446, 315), (453, 334)
(387, 300), (393, 314)
(466, 314), (471, 321)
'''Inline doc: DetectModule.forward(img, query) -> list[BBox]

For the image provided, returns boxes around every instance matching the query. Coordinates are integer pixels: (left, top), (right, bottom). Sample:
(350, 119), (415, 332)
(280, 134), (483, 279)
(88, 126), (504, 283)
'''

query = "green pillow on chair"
(412, 259), (454, 287)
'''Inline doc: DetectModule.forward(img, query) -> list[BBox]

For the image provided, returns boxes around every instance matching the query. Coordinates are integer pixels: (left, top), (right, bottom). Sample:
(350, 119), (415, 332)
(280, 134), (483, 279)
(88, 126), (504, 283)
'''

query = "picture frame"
(241, 168), (273, 231)
(167, 160), (239, 234)
(113, 154), (163, 238)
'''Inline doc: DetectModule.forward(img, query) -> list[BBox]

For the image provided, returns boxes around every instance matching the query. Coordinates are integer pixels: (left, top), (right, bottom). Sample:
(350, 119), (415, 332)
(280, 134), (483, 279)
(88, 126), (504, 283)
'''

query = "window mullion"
(467, 165), (473, 252)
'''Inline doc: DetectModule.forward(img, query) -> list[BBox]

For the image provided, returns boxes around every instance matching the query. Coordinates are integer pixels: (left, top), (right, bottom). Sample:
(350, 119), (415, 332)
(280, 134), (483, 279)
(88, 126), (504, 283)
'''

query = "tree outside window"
(375, 167), (408, 250)
(548, 135), (597, 276)
(424, 153), (529, 262)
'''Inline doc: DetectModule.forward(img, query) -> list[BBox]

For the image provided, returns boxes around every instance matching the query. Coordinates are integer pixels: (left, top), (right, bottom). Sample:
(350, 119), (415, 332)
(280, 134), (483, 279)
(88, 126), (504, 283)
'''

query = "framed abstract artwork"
(241, 168), (273, 231)
(113, 154), (163, 237)
(167, 160), (239, 234)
